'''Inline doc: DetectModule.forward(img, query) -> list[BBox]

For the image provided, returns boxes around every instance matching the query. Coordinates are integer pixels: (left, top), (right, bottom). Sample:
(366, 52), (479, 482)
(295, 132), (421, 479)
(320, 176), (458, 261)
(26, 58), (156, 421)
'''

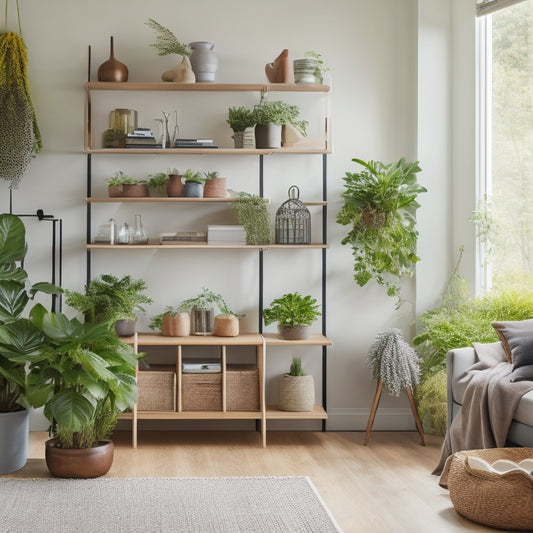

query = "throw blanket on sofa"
(434, 343), (533, 477)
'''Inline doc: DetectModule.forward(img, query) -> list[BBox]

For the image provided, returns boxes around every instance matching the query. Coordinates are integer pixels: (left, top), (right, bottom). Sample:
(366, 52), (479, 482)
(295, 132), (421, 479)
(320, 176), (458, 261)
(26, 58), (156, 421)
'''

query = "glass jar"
(132, 215), (148, 244)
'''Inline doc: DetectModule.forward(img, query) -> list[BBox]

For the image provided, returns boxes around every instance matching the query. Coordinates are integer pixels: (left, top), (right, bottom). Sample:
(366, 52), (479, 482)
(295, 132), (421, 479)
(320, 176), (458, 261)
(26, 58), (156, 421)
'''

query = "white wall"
(1, 0), (476, 432)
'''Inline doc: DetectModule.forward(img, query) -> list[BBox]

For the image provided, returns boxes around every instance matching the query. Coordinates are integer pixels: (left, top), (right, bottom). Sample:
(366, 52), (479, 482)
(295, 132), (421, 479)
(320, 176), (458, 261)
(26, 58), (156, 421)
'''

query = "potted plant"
(25, 310), (139, 478)
(203, 170), (227, 198)
(179, 287), (242, 336)
(106, 171), (125, 197)
(336, 157), (426, 308)
(263, 292), (321, 340)
(279, 356), (314, 411)
(121, 176), (149, 198)
(229, 191), (271, 245)
(64, 274), (153, 336)
(149, 306), (191, 337)
(182, 169), (205, 198)
(252, 98), (308, 149)
(0, 214), (62, 474)
(227, 106), (256, 148)
(147, 172), (169, 197)
(167, 168), (184, 197)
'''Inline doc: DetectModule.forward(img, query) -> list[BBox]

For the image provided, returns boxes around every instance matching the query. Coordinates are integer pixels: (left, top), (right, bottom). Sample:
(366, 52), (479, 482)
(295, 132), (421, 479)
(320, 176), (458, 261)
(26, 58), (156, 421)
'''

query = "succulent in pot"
(182, 169), (205, 198)
(263, 292), (321, 340)
(147, 172), (169, 197)
(203, 170), (227, 198)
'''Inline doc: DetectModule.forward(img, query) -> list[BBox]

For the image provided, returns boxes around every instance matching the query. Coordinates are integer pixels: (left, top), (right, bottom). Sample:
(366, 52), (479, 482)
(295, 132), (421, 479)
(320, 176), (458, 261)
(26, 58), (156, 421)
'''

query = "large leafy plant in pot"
(0, 214), (61, 473)
(65, 274), (153, 336)
(25, 309), (140, 478)
(337, 157), (426, 307)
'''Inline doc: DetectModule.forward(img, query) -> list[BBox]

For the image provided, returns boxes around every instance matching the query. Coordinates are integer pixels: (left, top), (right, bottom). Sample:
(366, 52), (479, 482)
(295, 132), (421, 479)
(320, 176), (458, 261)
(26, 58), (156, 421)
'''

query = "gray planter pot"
(277, 325), (310, 340)
(255, 124), (282, 149)
(183, 181), (204, 198)
(115, 318), (136, 337)
(0, 409), (29, 474)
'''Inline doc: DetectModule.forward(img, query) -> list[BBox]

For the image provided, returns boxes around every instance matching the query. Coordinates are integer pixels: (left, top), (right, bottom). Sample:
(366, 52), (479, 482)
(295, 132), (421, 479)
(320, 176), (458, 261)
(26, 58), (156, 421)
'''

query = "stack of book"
(207, 225), (247, 245)
(174, 138), (218, 149)
(160, 232), (207, 245)
(125, 128), (162, 148)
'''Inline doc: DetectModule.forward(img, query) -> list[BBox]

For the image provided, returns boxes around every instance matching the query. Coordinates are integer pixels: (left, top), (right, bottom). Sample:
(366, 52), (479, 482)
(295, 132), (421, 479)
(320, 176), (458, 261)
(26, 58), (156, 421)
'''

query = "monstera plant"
(337, 157), (426, 307)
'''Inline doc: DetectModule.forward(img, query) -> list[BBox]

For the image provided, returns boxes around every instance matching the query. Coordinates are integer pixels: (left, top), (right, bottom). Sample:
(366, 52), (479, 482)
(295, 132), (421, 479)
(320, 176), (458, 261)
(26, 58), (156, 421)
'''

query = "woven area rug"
(0, 476), (342, 533)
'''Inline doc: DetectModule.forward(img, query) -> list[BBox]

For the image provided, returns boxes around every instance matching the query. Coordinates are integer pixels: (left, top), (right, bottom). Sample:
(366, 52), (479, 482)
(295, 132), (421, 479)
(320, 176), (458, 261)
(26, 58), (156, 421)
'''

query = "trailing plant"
(337, 157), (426, 307)
(0, 214), (62, 413)
(229, 191), (271, 245)
(65, 274), (153, 325)
(0, 31), (42, 188)
(288, 356), (306, 376)
(252, 98), (308, 136)
(183, 169), (204, 184)
(145, 18), (191, 57)
(366, 329), (420, 397)
(303, 50), (329, 84)
(25, 310), (139, 448)
(227, 106), (256, 133)
(263, 292), (321, 328)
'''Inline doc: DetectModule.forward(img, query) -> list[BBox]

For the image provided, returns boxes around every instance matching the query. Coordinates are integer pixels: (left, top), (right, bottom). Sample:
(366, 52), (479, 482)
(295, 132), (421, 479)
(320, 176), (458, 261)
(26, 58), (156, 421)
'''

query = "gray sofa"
(447, 346), (533, 447)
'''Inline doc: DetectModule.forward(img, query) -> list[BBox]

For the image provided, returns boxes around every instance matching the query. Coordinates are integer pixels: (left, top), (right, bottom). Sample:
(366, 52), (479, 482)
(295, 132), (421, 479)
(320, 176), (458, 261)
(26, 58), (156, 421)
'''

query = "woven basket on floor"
(447, 448), (533, 530)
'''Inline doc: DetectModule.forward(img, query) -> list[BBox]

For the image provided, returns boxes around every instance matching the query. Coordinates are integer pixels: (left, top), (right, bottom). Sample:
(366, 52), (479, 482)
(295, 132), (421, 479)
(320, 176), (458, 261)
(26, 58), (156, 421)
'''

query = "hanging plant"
(367, 329), (420, 397)
(229, 191), (271, 245)
(0, 20), (42, 188)
(337, 157), (426, 307)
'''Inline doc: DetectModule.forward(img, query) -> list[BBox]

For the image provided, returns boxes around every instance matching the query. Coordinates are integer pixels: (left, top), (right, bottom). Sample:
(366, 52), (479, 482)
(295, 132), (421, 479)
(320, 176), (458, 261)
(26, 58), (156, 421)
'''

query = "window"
(477, 0), (533, 292)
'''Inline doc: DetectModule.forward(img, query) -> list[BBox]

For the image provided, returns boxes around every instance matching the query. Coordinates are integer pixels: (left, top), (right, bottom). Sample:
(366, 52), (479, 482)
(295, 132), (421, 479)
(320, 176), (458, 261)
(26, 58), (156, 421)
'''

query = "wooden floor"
(3, 430), (519, 533)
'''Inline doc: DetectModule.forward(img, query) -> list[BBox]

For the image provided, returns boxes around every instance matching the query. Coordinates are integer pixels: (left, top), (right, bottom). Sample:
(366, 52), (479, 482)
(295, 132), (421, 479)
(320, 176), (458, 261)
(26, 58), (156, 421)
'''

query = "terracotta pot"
(45, 439), (114, 478)
(122, 184), (148, 197)
(167, 174), (184, 197)
(214, 314), (239, 337)
(108, 185), (123, 197)
(161, 313), (190, 336)
(277, 325), (310, 340)
(203, 177), (227, 198)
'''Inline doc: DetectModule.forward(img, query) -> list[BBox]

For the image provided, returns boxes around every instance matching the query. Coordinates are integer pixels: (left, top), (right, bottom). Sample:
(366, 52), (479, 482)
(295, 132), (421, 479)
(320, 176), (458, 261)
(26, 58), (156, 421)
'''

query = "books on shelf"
(174, 138), (218, 149)
(182, 358), (221, 374)
(207, 225), (246, 245)
(160, 232), (207, 245)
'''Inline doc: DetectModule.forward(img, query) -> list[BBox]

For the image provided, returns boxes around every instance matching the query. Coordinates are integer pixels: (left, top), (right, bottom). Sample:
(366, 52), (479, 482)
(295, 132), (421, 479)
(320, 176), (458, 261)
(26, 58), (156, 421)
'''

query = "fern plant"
(263, 292), (321, 328)
(145, 19), (191, 57)
(337, 157), (426, 307)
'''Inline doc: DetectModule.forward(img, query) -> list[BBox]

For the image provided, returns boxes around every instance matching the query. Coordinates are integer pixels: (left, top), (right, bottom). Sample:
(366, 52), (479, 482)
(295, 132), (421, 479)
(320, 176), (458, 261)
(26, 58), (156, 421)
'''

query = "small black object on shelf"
(275, 185), (311, 244)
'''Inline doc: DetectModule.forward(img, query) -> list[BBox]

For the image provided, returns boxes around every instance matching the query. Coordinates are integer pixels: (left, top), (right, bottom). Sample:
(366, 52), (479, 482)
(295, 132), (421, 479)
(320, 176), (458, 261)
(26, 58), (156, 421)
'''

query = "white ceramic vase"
(189, 41), (218, 83)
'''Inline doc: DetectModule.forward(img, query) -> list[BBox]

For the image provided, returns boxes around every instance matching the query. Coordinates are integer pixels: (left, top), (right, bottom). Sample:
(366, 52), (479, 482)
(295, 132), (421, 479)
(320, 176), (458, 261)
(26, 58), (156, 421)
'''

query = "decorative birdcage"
(275, 186), (311, 244)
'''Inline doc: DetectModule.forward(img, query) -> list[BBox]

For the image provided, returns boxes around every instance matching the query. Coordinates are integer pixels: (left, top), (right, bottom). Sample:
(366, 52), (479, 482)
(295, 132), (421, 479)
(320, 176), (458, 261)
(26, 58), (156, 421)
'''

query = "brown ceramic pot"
(167, 174), (184, 197)
(45, 438), (114, 478)
(277, 325), (310, 340)
(97, 36), (128, 82)
(108, 185), (123, 197)
(121, 184), (148, 197)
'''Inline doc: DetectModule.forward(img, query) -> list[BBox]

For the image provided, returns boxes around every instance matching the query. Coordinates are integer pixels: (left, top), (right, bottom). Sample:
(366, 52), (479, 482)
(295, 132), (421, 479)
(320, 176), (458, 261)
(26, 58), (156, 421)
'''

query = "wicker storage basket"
(182, 373), (222, 411)
(279, 373), (314, 411)
(446, 448), (533, 530)
(137, 366), (176, 411)
(227, 365), (259, 411)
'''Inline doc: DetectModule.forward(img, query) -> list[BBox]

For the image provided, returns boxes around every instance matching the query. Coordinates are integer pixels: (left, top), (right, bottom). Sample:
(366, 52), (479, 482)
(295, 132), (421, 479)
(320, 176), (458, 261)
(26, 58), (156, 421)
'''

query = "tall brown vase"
(98, 36), (129, 82)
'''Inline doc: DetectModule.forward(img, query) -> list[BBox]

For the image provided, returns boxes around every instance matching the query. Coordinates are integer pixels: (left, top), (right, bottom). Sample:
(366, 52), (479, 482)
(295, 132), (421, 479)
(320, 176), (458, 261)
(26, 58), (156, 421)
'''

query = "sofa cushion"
(492, 319), (533, 381)
(514, 390), (533, 426)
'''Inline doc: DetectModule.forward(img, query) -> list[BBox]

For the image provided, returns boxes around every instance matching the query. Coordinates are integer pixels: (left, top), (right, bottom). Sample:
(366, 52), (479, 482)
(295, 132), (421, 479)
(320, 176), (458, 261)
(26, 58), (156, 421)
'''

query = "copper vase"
(98, 36), (128, 82)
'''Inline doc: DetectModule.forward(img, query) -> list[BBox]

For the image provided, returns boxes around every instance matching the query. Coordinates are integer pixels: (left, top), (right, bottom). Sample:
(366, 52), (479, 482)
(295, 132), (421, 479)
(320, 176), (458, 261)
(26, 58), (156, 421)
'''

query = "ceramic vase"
(167, 174), (184, 197)
(255, 124), (282, 149)
(189, 41), (218, 83)
(97, 36), (128, 82)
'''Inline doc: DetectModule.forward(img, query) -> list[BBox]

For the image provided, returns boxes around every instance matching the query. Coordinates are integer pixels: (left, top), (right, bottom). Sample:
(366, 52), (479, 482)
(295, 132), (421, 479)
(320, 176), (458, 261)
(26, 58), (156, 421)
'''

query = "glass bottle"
(132, 214), (148, 244)
(117, 222), (131, 244)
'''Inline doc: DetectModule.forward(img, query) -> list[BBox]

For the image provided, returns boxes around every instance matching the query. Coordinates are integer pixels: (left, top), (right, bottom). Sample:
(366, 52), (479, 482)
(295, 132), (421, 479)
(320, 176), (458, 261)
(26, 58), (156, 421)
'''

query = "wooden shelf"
(263, 333), (331, 346)
(265, 404), (328, 419)
(135, 411), (262, 420)
(85, 81), (330, 93)
(130, 332), (264, 346)
(86, 197), (270, 204)
(85, 147), (331, 155)
(87, 243), (328, 250)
